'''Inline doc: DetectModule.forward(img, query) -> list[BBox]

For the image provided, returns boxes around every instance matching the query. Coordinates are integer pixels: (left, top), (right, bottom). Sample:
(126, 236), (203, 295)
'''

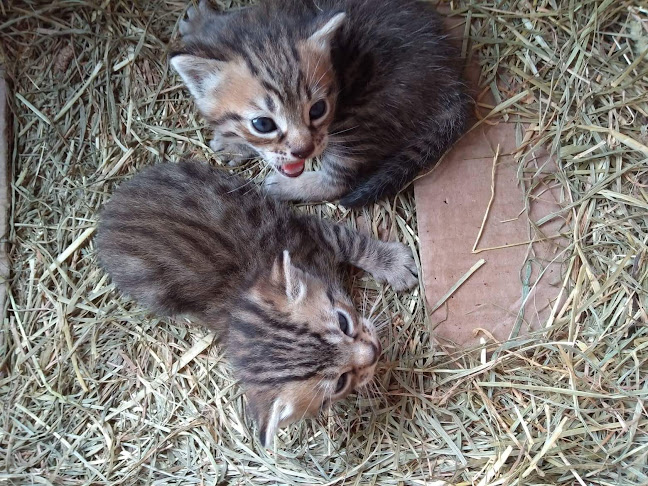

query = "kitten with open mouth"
(171, 0), (468, 206)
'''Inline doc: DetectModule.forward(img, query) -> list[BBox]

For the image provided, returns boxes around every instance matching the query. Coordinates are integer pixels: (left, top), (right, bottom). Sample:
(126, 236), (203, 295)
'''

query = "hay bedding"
(1, 0), (647, 484)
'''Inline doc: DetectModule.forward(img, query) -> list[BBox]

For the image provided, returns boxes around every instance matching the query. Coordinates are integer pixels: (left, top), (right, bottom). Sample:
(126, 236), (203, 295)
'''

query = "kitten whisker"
(329, 125), (359, 137)
(310, 48), (325, 86)
(299, 376), (327, 424)
(228, 177), (257, 194)
(313, 65), (333, 91)
(325, 141), (370, 152)
(375, 319), (391, 332)
(325, 147), (370, 158)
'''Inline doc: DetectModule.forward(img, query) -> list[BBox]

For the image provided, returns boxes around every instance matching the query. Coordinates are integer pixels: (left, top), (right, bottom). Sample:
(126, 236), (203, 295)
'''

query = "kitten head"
(228, 251), (380, 447)
(171, 11), (346, 177)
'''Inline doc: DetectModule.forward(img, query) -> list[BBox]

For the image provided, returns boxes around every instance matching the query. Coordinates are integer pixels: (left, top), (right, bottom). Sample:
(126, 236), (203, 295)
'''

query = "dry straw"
(1, 0), (647, 484)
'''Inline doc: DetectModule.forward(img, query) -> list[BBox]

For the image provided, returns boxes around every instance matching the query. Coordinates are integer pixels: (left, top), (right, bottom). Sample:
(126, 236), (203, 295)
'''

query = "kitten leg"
(264, 170), (346, 202)
(210, 133), (258, 167)
(264, 152), (356, 201)
(179, 0), (221, 41)
(222, 145), (258, 167)
(313, 221), (419, 291)
(354, 240), (419, 291)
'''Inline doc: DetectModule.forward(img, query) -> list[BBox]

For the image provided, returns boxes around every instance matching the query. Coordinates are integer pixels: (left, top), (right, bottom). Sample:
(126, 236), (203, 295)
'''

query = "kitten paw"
(263, 173), (293, 200)
(264, 171), (344, 202)
(227, 158), (247, 167)
(179, 5), (198, 36)
(210, 139), (256, 166)
(224, 154), (253, 167)
(209, 138), (223, 153)
(179, 0), (216, 38)
(372, 242), (419, 291)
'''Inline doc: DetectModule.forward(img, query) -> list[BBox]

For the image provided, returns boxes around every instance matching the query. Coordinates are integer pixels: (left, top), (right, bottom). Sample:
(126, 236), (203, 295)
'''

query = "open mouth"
(279, 160), (305, 178)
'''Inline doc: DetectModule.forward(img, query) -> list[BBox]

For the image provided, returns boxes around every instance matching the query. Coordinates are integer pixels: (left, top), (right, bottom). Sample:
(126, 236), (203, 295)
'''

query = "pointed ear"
(307, 12), (346, 50)
(246, 390), (293, 447)
(270, 250), (307, 303)
(169, 53), (225, 99)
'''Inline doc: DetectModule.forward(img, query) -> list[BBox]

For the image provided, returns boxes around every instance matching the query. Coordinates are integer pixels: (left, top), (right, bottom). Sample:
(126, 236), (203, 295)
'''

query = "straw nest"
(1, 0), (647, 484)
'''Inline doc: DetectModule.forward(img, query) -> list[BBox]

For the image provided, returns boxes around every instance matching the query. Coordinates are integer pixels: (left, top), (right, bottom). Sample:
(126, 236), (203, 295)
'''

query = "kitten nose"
(291, 143), (315, 159)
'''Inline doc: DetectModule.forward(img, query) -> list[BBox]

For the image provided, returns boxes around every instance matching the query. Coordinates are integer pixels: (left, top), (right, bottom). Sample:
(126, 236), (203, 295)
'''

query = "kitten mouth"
(280, 160), (305, 178)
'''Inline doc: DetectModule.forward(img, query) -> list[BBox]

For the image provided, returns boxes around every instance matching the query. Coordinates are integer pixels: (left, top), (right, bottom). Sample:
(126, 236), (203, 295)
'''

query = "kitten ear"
(307, 12), (346, 50)
(170, 53), (225, 100)
(246, 390), (293, 447)
(271, 250), (307, 303)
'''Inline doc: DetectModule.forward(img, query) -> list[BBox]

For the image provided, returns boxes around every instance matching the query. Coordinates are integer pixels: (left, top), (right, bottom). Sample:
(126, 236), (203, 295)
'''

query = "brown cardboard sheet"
(410, 7), (570, 347)
(414, 121), (567, 346)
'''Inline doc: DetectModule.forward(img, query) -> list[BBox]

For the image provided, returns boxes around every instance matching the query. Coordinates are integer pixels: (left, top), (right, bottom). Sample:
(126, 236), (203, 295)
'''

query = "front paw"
(371, 242), (419, 291)
(210, 140), (256, 166)
(264, 173), (294, 200)
(225, 154), (253, 167)
(179, 0), (213, 37)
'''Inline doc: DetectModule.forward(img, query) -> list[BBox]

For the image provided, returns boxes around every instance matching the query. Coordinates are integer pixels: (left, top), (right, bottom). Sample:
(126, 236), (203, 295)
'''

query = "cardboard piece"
(410, 7), (569, 347)
(415, 119), (567, 346)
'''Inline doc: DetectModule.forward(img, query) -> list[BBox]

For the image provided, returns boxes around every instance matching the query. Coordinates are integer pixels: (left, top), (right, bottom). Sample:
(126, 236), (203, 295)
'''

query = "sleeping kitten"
(171, 0), (468, 207)
(96, 160), (418, 446)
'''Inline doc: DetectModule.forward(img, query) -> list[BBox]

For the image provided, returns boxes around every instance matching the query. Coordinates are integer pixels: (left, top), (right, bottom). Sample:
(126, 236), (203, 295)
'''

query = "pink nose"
(291, 143), (315, 159)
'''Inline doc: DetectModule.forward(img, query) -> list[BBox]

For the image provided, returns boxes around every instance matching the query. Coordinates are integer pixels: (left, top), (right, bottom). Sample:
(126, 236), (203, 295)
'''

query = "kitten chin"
(97, 160), (417, 446)
(171, 0), (468, 206)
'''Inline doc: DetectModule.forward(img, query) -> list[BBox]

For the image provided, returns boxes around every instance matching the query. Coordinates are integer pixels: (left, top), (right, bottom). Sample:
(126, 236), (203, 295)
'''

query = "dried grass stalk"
(1, 0), (647, 484)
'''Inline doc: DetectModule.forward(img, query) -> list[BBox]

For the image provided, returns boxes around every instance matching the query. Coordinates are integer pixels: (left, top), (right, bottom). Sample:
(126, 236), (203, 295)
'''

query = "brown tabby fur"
(96, 160), (418, 445)
(171, 0), (468, 207)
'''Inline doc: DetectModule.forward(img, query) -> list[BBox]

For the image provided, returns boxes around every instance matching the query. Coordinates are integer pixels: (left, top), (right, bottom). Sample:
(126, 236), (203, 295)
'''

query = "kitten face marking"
(230, 250), (381, 445)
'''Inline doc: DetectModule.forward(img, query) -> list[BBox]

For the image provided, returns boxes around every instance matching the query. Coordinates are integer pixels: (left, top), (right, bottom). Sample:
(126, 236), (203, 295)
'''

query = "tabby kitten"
(171, 0), (468, 207)
(96, 160), (418, 446)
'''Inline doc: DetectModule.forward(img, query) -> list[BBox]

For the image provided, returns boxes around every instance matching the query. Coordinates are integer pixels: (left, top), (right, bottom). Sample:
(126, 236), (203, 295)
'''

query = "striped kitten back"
(97, 161), (418, 445)
(171, 0), (468, 206)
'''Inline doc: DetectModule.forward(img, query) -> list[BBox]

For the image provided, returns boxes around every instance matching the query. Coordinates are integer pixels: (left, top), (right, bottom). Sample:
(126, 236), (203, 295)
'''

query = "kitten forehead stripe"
(264, 94), (276, 113)
(213, 112), (243, 126)
(260, 80), (287, 104)
(239, 299), (333, 346)
(243, 367), (323, 386)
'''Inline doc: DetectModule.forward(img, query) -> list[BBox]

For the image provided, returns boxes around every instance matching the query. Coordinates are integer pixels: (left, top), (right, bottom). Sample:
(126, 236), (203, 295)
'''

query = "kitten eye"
(335, 372), (349, 393)
(338, 311), (352, 336)
(309, 100), (327, 121)
(251, 117), (277, 134)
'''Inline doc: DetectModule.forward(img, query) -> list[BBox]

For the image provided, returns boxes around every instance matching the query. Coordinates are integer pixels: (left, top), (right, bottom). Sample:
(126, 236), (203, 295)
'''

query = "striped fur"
(171, 0), (468, 206)
(96, 160), (418, 445)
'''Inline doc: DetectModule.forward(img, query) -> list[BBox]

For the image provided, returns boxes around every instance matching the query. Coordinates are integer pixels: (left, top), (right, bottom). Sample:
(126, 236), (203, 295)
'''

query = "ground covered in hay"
(1, 0), (647, 484)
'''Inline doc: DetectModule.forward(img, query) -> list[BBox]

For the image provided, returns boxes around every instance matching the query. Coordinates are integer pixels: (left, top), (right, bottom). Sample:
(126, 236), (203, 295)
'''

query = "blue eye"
(309, 100), (327, 121)
(251, 117), (277, 133)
